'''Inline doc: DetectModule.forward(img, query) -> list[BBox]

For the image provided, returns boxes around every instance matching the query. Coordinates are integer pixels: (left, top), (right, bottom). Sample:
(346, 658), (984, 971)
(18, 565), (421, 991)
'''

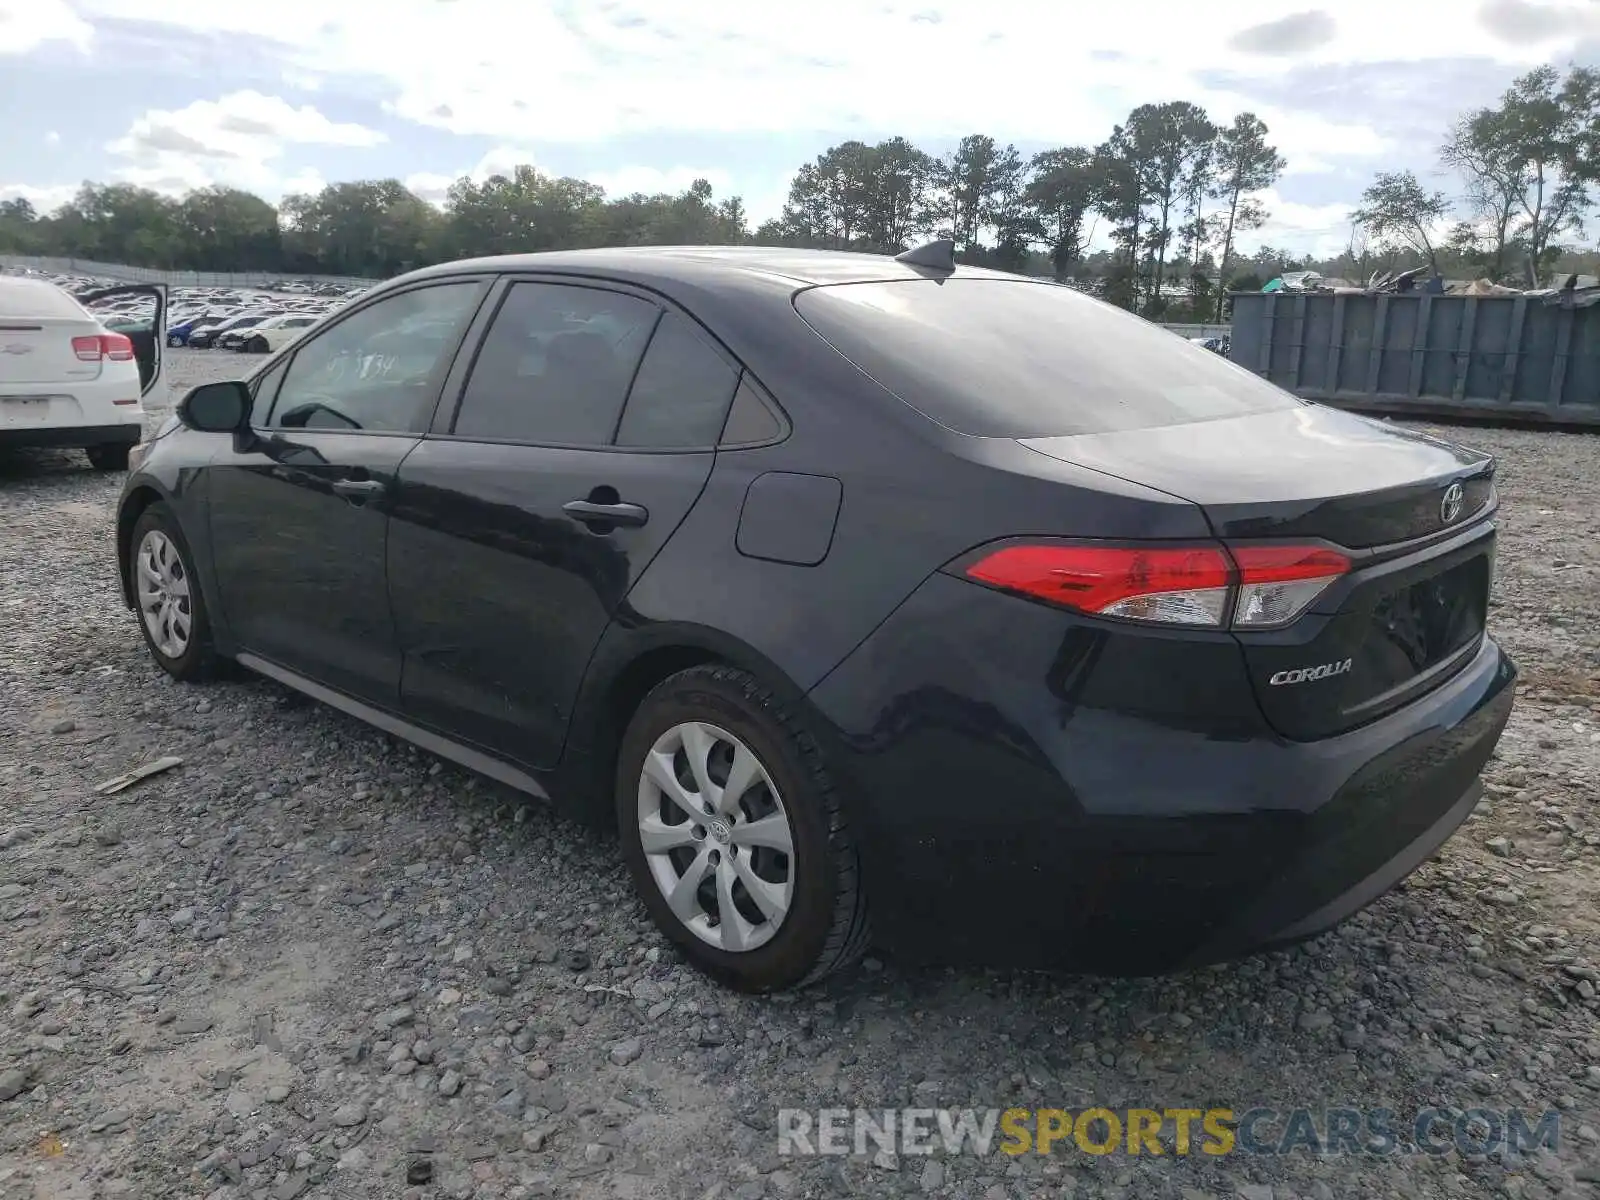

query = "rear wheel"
(615, 665), (870, 992)
(86, 443), (131, 471)
(129, 503), (228, 682)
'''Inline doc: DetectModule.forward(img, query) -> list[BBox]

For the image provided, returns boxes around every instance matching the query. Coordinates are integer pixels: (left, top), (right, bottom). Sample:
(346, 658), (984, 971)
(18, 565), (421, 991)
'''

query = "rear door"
(205, 278), (488, 707)
(388, 277), (740, 769)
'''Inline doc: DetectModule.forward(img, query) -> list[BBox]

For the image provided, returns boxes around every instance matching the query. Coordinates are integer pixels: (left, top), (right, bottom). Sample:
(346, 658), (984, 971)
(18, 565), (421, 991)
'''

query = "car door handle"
(562, 499), (649, 528)
(331, 478), (385, 499)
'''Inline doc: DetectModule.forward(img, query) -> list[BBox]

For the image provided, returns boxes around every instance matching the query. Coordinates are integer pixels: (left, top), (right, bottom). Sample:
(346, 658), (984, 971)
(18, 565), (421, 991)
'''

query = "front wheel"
(128, 503), (229, 682)
(166, 334), (183, 348)
(615, 665), (870, 992)
(246, 336), (269, 354)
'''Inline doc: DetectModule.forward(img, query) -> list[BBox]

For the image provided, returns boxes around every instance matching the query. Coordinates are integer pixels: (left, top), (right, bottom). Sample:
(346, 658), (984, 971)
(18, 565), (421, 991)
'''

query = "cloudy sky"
(2, 0), (1598, 256)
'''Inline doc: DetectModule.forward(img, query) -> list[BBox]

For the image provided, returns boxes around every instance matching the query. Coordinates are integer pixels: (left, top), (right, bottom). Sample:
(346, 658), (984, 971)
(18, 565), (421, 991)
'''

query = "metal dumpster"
(1229, 290), (1600, 428)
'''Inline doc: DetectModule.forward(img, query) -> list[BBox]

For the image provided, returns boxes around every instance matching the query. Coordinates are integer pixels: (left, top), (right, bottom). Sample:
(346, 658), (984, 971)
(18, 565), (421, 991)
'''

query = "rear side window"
(794, 279), (1301, 437)
(453, 282), (659, 445)
(615, 313), (740, 448)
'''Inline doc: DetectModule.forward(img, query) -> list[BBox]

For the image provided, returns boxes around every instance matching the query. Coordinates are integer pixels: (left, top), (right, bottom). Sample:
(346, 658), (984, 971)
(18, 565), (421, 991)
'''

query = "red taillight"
(1230, 543), (1351, 628)
(961, 541), (1352, 629)
(71, 333), (135, 362)
(964, 544), (1234, 626)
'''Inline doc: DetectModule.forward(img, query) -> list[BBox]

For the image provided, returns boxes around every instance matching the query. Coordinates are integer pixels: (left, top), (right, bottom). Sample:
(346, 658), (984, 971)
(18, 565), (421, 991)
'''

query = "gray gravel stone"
(609, 1036), (643, 1065)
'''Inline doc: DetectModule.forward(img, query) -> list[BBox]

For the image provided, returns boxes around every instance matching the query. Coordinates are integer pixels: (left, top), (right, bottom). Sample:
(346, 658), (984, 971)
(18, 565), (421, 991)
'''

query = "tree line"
(1, 66), (1596, 320)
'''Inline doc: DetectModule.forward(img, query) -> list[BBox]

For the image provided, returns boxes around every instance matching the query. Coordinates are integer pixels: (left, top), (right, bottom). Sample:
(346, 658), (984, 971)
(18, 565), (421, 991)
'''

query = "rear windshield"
(0, 279), (87, 320)
(794, 278), (1300, 437)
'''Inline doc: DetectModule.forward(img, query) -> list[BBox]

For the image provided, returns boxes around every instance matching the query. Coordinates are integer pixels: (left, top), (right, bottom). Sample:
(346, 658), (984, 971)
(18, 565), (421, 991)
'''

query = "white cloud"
(0, 182), (79, 213)
(1236, 189), (1360, 259)
(103, 90), (383, 199)
(70, 0), (1596, 171)
(1280, 156), (1338, 178)
(586, 165), (732, 199)
(1235, 187), (1460, 262)
(15, 0), (1600, 247)
(0, 0), (91, 55)
(405, 150), (735, 210)
(405, 145), (543, 205)
(44, 131), (61, 146)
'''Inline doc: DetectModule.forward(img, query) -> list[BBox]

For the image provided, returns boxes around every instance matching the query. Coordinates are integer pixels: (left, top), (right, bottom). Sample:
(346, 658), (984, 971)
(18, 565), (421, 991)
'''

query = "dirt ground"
(1, 350), (1597, 1200)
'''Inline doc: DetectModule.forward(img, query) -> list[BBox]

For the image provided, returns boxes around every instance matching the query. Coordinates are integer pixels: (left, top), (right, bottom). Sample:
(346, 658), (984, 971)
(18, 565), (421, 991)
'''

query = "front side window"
(250, 358), (288, 427)
(452, 282), (660, 446)
(269, 282), (481, 433)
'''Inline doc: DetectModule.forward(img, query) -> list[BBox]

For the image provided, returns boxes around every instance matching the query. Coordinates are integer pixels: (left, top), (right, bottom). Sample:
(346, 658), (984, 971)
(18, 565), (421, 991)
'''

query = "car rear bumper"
(0, 422), (143, 449)
(805, 572), (1516, 973)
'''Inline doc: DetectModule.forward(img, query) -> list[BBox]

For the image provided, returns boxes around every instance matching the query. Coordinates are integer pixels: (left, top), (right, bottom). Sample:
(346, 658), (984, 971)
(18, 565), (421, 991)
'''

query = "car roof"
(375, 246), (1056, 388)
(0, 276), (88, 319)
(399, 245), (1029, 291)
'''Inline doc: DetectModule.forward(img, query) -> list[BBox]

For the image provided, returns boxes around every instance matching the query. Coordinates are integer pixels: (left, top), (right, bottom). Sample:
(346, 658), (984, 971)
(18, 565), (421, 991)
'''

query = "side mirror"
(177, 381), (252, 433)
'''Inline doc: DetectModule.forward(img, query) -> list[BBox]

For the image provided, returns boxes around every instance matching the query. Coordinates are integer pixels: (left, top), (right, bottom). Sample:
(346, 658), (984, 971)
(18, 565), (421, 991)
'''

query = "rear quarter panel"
(584, 309), (1214, 733)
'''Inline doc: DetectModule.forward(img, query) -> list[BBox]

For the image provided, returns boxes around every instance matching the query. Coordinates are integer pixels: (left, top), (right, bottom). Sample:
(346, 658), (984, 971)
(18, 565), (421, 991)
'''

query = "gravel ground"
(1, 350), (1598, 1200)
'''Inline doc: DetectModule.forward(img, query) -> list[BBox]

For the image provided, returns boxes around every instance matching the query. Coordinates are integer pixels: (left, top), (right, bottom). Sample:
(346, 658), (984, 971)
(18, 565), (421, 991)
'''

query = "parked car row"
(166, 287), (349, 352)
(0, 265), (361, 470)
(0, 266), (364, 354)
(179, 311), (324, 353)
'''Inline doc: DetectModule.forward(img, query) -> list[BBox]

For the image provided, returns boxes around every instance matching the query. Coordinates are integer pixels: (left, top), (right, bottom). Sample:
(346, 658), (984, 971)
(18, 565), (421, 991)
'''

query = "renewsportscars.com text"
(777, 1106), (1561, 1159)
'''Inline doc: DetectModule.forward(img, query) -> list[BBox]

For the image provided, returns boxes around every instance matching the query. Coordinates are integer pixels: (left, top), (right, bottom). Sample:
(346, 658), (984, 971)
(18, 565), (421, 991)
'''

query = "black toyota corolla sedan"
(115, 244), (1515, 991)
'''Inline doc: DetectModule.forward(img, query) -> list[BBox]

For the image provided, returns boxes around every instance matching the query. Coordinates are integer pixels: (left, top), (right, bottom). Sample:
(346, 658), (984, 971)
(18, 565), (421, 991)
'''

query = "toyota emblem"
(1440, 481), (1465, 524)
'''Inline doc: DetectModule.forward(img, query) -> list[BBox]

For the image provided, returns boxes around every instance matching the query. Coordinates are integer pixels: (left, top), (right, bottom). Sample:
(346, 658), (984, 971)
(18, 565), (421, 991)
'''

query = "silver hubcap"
(135, 529), (192, 659)
(636, 721), (795, 953)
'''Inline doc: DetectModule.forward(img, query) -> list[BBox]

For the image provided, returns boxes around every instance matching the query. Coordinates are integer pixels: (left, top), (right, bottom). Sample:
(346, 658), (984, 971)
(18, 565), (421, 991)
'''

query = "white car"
(0, 277), (165, 470)
(234, 314), (321, 354)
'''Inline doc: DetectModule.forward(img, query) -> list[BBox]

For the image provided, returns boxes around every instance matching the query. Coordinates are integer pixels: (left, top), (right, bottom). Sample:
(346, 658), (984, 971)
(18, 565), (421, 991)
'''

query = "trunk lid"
(1021, 405), (1497, 740)
(0, 316), (105, 388)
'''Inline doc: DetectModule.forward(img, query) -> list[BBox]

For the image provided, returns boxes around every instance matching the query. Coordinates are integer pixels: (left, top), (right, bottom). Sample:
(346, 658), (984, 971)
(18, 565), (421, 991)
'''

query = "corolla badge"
(1440, 481), (1465, 524)
(1269, 659), (1353, 686)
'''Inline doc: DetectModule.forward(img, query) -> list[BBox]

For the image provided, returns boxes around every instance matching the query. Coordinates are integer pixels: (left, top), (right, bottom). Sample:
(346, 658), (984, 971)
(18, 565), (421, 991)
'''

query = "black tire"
(127, 502), (229, 683)
(615, 665), (870, 992)
(167, 334), (183, 348)
(86, 443), (131, 471)
(246, 336), (269, 354)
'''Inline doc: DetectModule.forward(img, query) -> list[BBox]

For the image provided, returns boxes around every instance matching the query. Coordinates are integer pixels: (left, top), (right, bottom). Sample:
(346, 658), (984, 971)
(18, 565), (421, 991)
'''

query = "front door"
(206, 279), (488, 706)
(388, 279), (743, 768)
